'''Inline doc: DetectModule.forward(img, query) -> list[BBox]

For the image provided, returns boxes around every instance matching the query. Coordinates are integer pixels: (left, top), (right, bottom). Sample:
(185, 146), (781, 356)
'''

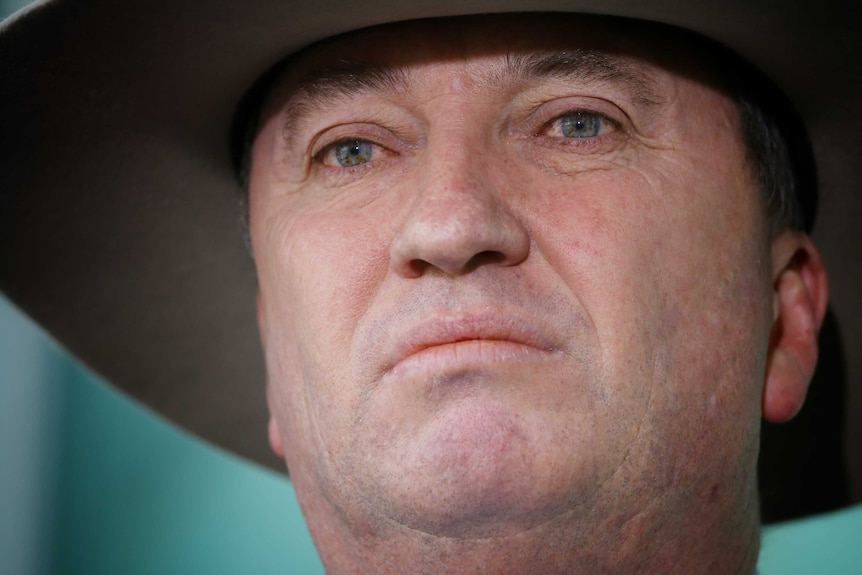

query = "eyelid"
(310, 123), (390, 157)
(517, 96), (631, 138)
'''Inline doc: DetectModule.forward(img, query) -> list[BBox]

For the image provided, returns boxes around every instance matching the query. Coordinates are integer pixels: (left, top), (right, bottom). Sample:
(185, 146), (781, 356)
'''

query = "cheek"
(524, 146), (771, 469)
(615, 167), (770, 490)
(252, 195), (394, 457)
(256, 199), (389, 346)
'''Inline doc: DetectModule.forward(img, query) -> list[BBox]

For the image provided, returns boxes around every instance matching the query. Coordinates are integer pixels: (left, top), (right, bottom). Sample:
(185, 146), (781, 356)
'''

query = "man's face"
(250, 15), (773, 542)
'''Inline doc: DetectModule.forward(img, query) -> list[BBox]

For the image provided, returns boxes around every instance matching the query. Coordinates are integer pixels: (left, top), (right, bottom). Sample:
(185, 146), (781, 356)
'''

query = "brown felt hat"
(1, 0), (860, 501)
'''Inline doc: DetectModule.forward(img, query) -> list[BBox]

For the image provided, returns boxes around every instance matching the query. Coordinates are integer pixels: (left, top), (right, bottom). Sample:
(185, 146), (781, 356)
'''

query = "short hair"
(733, 77), (817, 233)
(230, 19), (817, 242)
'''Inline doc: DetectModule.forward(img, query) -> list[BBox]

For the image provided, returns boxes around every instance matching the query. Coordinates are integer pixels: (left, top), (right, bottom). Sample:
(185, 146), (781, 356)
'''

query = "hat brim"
(1, 0), (861, 480)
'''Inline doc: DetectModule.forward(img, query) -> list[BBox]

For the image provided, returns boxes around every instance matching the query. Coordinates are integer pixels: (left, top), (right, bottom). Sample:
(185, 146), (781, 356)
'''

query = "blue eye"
(559, 112), (603, 138)
(333, 140), (374, 167)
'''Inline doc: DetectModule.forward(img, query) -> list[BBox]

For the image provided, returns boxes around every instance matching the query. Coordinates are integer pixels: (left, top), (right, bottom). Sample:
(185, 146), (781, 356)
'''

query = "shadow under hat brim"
(1, 0), (861, 489)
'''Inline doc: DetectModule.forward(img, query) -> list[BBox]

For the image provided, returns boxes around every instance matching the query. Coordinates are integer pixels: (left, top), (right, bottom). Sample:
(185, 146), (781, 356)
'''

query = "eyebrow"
(280, 63), (408, 144)
(502, 49), (665, 108)
(278, 49), (663, 143)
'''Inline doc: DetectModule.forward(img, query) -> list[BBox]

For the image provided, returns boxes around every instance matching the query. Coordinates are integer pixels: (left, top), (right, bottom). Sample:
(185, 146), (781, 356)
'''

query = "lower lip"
(388, 339), (554, 379)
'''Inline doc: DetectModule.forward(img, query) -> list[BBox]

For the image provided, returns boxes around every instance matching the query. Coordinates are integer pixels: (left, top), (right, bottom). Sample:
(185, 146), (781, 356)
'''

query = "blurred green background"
(1, 292), (324, 575)
(1, 2), (860, 574)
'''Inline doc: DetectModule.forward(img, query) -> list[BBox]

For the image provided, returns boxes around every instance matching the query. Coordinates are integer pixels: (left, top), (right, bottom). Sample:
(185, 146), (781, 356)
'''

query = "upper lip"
(382, 310), (561, 374)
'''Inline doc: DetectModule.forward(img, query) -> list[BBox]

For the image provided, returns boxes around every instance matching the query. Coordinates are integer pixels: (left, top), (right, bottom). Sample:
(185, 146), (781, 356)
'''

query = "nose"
(389, 150), (530, 278)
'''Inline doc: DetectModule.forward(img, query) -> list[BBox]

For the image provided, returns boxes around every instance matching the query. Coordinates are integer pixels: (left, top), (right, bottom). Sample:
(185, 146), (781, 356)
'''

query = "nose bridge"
(417, 129), (497, 232)
(389, 124), (530, 278)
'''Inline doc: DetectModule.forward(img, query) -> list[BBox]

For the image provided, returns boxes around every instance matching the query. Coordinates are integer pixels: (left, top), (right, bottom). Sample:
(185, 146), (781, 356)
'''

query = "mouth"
(384, 311), (561, 379)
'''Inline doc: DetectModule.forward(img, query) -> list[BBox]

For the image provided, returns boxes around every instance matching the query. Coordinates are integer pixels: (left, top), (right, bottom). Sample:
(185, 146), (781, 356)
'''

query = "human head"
(246, 13), (827, 573)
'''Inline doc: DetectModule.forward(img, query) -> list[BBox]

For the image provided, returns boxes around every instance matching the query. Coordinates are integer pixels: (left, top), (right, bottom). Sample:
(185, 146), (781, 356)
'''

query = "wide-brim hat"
(1, 0), (860, 496)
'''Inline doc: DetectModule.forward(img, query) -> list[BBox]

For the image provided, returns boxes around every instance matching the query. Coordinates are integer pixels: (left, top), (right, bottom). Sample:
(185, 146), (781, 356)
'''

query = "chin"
(348, 392), (601, 539)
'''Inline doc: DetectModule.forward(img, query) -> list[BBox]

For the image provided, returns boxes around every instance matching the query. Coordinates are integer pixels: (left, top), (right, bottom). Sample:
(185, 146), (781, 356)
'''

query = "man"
(248, 15), (827, 573)
(1, 1), (859, 574)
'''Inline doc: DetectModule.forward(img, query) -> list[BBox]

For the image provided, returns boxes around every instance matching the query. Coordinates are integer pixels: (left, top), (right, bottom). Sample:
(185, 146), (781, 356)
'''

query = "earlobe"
(762, 233), (828, 423)
(268, 415), (286, 459)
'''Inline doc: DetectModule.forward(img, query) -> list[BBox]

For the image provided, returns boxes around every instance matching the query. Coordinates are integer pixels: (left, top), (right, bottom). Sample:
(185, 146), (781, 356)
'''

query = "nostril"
(402, 252), (507, 276)
(403, 259), (430, 277)
(464, 250), (507, 272)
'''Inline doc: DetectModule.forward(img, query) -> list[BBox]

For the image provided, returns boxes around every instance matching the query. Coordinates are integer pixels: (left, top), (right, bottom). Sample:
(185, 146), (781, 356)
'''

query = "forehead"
(260, 13), (729, 117)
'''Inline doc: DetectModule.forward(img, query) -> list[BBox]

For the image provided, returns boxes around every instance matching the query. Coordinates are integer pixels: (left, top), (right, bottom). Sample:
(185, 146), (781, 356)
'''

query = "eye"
(546, 111), (614, 139)
(319, 139), (377, 167)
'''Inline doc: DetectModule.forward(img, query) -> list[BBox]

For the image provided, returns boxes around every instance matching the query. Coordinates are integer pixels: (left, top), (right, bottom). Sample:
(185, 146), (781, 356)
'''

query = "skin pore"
(248, 14), (827, 575)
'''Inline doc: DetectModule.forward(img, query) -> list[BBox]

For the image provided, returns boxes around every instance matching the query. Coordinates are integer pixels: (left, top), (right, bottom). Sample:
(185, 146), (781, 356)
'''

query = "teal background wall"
(1, 295), (324, 575)
(1, 2), (860, 574)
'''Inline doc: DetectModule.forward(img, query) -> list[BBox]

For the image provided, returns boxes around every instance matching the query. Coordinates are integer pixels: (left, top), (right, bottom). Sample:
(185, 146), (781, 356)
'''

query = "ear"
(763, 232), (829, 423)
(258, 292), (286, 459)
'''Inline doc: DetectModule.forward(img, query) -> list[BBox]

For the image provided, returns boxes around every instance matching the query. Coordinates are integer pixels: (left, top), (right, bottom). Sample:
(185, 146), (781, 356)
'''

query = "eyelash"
(309, 107), (622, 175)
